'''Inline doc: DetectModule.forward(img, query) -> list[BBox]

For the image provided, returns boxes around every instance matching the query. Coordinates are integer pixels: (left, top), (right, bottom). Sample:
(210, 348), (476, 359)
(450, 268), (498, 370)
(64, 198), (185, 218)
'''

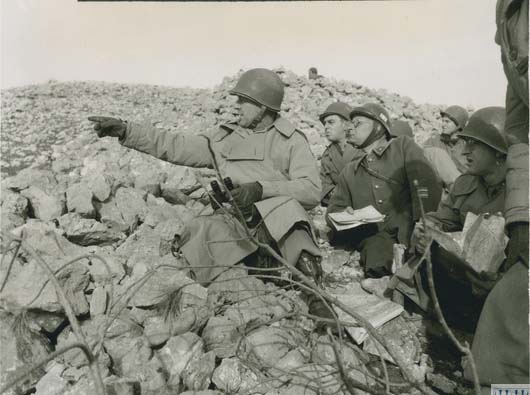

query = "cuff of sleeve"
(119, 121), (136, 147)
(258, 181), (280, 199)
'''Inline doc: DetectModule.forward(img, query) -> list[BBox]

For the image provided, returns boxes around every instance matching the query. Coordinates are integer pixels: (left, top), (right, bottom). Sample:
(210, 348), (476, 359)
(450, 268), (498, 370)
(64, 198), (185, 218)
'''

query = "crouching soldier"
(319, 102), (356, 206)
(411, 107), (511, 331)
(88, 68), (330, 316)
(327, 103), (442, 279)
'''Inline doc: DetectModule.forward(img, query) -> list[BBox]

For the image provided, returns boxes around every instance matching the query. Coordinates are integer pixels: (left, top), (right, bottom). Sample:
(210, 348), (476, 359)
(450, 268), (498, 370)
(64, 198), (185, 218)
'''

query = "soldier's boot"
(295, 252), (337, 330)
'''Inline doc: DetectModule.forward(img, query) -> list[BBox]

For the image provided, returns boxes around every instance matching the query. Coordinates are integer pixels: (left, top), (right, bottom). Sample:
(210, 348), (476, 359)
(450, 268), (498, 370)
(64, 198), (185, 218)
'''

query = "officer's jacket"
(496, 0), (529, 107)
(426, 174), (506, 232)
(327, 136), (442, 245)
(120, 117), (321, 210)
(320, 142), (356, 206)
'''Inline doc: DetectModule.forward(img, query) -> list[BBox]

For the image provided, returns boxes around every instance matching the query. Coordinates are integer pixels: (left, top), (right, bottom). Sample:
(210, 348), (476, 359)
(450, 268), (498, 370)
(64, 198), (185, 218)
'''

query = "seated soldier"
(327, 103), (442, 279)
(88, 68), (331, 318)
(319, 102), (356, 206)
(424, 105), (469, 173)
(412, 107), (508, 330)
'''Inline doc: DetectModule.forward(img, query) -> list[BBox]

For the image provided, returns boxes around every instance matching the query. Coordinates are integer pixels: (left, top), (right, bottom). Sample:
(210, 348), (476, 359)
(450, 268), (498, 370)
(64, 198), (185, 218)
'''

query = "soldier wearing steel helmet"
(326, 103), (442, 280)
(423, 105), (469, 181)
(318, 102), (356, 206)
(463, 0), (529, 385)
(407, 107), (510, 328)
(88, 68), (333, 319)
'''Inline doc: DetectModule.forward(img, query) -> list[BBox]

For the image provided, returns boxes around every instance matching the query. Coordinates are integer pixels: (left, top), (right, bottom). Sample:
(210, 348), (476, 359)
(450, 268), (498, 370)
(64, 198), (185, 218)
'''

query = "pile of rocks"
(1, 68), (473, 178)
(0, 69), (471, 395)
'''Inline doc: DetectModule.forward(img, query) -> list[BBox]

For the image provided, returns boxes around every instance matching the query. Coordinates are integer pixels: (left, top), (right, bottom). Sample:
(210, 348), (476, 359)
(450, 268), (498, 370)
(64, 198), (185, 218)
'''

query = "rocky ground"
(0, 70), (476, 395)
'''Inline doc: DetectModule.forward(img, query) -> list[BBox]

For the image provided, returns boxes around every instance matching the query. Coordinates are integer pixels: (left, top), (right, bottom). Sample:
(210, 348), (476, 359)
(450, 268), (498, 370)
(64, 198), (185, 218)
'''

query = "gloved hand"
(412, 222), (430, 254)
(506, 222), (529, 269)
(230, 182), (263, 218)
(88, 116), (127, 139)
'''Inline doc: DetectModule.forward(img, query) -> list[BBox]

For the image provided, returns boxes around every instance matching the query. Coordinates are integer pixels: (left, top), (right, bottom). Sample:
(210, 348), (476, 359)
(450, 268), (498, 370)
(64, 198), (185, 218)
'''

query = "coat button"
(374, 185), (380, 189)
(378, 199), (383, 204)
(368, 158), (373, 162)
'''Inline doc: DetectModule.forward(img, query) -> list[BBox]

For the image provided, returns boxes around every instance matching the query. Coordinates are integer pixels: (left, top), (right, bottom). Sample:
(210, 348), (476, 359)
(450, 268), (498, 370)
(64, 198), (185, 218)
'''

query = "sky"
(1, 0), (507, 108)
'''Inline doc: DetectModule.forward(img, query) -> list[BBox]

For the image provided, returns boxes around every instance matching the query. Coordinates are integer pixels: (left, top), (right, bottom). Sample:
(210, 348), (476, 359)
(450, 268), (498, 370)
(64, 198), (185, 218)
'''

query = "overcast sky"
(1, 0), (506, 108)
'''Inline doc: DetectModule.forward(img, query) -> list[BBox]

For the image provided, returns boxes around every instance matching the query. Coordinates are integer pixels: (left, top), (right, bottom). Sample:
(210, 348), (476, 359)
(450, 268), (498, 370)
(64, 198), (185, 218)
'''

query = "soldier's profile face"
(350, 116), (375, 146)
(462, 138), (498, 176)
(441, 116), (458, 136)
(323, 115), (347, 143)
(235, 96), (262, 128)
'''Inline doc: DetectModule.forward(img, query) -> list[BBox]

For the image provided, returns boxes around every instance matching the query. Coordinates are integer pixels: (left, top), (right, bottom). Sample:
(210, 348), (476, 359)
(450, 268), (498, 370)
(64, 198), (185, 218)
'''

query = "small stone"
(104, 377), (141, 395)
(133, 168), (167, 196)
(0, 312), (46, 393)
(66, 182), (95, 218)
(158, 332), (204, 383)
(115, 224), (164, 258)
(182, 350), (216, 391)
(0, 189), (28, 231)
(96, 187), (146, 233)
(311, 335), (360, 368)
(127, 266), (196, 307)
(245, 327), (295, 367)
(212, 357), (260, 394)
(86, 172), (111, 202)
(21, 185), (65, 221)
(35, 363), (67, 395)
(89, 285), (108, 316)
(426, 372), (457, 394)
(202, 316), (240, 358)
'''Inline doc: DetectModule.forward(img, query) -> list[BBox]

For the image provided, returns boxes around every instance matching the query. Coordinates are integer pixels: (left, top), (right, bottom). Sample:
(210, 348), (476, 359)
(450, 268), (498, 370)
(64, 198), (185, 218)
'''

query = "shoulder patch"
(452, 174), (479, 196)
(273, 117), (296, 138)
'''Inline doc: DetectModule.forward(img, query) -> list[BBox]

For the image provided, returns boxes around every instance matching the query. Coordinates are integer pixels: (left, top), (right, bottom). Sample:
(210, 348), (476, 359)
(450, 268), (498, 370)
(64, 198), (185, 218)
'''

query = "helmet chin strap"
(248, 105), (267, 130)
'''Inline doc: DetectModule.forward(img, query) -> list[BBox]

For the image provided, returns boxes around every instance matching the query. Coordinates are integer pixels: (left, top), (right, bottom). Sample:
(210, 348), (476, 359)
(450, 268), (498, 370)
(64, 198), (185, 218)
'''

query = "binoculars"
(210, 177), (234, 207)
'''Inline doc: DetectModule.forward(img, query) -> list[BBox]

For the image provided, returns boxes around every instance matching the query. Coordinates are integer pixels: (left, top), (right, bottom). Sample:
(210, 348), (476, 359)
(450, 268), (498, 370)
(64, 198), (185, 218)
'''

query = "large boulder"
(96, 187), (147, 233)
(0, 255), (89, 314)
(58, 213), (123, 246)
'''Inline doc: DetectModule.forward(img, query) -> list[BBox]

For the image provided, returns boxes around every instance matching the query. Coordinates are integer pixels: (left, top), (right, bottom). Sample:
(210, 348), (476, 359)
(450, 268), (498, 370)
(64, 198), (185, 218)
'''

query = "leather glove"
(506, 222), (529, 269)
(88, 116), (126, 139)
(230, 182), (263, 218)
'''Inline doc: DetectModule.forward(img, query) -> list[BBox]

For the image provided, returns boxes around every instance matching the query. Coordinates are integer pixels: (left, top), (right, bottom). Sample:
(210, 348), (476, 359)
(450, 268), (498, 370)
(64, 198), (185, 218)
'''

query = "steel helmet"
(229, 68), (284, 112)
(456, 106), (507, 154)
(319, 102), (353, 123)
(390, 120), (414, 138)
(350, 103), (392, 134)
(441, 105), (469, 131)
